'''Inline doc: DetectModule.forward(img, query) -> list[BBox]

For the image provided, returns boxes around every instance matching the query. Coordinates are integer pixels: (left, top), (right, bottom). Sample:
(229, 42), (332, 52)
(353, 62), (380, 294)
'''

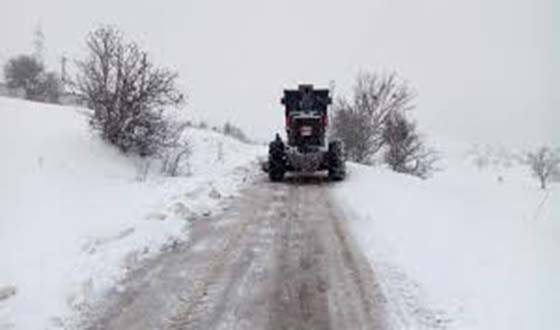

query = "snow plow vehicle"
(267, 84), (346, 182)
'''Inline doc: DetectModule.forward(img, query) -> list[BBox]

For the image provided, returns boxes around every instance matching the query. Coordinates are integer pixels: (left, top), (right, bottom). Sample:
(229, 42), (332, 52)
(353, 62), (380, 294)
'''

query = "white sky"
(1, 0), (558, 145)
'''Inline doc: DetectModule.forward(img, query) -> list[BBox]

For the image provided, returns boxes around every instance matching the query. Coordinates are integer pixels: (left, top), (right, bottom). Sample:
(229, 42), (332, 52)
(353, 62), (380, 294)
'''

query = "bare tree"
(160, 123), (190, 176)
(74, 26), (184, 156)
(331, 71), (415, 163)
(330, 97), (375, 162)
(382, 111), (438, 179)
(527, 146), (560, 189)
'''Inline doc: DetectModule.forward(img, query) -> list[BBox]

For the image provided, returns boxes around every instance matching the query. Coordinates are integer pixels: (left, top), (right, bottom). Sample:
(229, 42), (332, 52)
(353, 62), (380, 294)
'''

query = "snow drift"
(0, 97), (262, 329)
(334, 144), (559, 329)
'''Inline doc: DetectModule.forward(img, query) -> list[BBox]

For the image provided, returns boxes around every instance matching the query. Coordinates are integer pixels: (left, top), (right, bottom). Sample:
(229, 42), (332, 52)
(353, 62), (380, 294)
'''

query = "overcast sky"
(1, 0), (558, 145)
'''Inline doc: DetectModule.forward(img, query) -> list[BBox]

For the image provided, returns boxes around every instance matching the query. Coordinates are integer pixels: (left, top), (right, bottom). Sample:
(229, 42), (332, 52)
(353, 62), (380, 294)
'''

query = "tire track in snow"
(77, 175), (391, 329)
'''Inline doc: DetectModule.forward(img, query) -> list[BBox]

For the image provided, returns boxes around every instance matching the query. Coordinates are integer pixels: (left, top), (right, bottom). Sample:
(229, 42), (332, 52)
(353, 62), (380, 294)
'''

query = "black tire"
(327, 140), (346, 181)
(268, 139), (286, 182)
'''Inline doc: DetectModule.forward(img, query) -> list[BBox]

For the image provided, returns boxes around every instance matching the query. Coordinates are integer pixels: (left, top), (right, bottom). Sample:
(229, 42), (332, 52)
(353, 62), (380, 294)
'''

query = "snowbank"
(0, 97), (262, 329)
(333, 148), (559, 329)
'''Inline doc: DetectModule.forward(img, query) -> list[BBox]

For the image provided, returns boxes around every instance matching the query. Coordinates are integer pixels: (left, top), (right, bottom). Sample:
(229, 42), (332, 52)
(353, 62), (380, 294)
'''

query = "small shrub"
(223, 121), (249, 142)
(382, 112), (438, 179)
(527, 146), (560, 189)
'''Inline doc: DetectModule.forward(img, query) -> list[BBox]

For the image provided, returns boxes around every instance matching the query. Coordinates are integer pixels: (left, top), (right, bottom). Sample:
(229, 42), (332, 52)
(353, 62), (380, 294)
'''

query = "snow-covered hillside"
(334, 145), (559, 329)
(0, 97), (263, 329)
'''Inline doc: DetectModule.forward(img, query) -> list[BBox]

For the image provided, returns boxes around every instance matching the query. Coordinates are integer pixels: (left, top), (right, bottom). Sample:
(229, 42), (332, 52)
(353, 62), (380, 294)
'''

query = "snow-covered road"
(3, 98), (556, 329)
(76, 175), (390, 330)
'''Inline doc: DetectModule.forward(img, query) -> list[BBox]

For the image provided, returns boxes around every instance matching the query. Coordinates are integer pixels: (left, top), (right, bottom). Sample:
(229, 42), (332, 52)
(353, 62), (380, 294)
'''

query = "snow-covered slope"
(0, 97), (263, 329)
(334, 146), (559, 329)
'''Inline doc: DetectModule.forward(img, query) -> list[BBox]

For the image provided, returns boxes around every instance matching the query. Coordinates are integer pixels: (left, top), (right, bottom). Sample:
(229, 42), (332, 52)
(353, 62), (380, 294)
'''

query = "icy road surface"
(80, 176), (390, 329)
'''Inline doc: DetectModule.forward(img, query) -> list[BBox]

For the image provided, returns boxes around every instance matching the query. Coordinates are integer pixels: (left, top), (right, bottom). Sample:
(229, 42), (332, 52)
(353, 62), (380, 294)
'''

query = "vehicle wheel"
(268, 139), (286, 182)
(328, 140), (346, 181)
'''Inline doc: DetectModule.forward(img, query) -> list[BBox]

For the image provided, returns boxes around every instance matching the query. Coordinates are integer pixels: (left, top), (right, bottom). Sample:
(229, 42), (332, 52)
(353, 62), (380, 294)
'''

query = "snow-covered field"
(0, 97), (262, 329)
(334, 142), (559, 329)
